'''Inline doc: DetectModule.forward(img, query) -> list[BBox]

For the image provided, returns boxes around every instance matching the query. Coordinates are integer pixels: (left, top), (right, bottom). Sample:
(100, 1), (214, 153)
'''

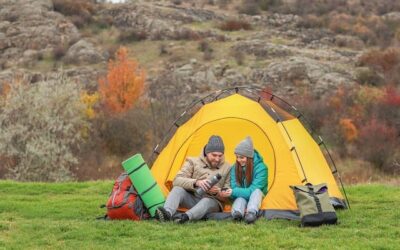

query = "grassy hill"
(0, 181), (399, 249)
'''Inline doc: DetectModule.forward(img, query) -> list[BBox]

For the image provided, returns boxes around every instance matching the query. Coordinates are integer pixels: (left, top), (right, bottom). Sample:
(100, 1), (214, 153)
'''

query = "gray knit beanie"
(204, 135), (225, 154)
(234, 136), (254, 158)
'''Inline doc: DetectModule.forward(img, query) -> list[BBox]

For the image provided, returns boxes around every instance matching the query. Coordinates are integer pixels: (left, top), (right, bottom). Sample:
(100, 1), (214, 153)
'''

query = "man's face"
(206, 152), (223, 168)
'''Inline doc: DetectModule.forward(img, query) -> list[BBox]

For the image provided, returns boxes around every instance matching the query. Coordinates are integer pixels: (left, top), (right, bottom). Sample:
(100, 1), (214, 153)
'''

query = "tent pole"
(321, 141), (351, 209)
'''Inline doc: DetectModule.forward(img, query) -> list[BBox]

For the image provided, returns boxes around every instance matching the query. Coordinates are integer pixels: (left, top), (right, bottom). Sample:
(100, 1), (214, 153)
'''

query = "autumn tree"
(99, 47), (145, 113)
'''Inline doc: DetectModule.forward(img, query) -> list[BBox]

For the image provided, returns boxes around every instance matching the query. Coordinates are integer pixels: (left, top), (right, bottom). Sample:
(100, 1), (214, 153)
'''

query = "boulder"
(0, 0), (80, 68)
(64, 40), (104, 65)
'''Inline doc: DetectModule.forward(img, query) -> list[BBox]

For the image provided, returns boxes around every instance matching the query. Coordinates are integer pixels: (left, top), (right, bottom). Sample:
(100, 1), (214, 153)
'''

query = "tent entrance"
(165, 117), (276, 191)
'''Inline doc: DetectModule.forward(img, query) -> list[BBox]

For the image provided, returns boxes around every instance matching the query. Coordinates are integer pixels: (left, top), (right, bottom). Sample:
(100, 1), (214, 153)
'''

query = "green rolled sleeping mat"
(122, 154), (165, 217)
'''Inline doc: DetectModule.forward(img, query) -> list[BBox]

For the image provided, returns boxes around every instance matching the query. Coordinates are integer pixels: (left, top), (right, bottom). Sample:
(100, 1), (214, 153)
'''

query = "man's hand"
(218, 188), (232, 198)
(195, 179), (211, 192)
(207, 186), (221, 195)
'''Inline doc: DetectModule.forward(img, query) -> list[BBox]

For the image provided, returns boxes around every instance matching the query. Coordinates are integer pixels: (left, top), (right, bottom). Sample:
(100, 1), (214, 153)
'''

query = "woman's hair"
(235, 158), (253, 187)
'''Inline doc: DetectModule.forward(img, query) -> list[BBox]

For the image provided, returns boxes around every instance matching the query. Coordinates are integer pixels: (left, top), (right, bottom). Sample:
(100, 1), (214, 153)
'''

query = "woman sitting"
(226, 136), (268, 224)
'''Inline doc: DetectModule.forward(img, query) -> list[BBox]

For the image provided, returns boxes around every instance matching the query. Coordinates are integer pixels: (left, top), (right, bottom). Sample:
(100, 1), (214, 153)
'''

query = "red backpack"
(100, 173), (149, 220)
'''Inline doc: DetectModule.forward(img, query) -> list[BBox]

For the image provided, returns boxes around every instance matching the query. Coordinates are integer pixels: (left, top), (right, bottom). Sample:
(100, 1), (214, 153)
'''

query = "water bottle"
(196, 173), (222, 196)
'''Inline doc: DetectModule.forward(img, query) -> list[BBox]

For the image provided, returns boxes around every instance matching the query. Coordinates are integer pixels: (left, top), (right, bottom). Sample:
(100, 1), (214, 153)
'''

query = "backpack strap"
(107, 186), (138, 209)
(307, 186), (322, 213)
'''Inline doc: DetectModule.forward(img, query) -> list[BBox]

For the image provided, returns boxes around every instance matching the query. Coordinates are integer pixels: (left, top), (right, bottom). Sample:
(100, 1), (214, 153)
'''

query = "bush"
(159, 43), (168, 55)
(257, 0), (282, 11)
(355, 67), (384, 86)
(53, 0), (97, 28)
(198, 40), (211, 52)
(118, 29), (148, 42)
(356, 118), (399, 174)
(99, 47), (145, 114)
(175, 28), (201, 40)
(358, 48), (400, 85)
(53, 44), (68, 60)
(0, 75), (89, 181)
(98, 106), (154, 157)
(231, 49), (245, 65)
(218, 19), (252, 31)
(297, 14), (326, 29)
(203, 48), (214, 61)
(238, 0), (260, 16)
(218, 0), (231, 9)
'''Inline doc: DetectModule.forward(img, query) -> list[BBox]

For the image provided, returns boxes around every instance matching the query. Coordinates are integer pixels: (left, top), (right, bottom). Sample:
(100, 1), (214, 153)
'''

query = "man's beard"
(207, 159), (220, 168)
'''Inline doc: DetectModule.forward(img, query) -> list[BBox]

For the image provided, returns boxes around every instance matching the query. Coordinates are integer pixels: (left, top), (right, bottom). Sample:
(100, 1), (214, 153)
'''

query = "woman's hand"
(207, 186), (221, 195)
(218, 188), (232, 198)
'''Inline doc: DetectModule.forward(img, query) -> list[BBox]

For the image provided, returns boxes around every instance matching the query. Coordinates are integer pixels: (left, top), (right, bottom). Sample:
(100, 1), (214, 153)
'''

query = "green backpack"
(290, 183), (337, 227)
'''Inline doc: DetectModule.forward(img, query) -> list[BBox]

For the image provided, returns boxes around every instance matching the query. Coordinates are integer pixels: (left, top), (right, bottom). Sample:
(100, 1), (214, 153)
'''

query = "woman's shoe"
(244, 212), (257, 224)
(232, 211), (243, 221)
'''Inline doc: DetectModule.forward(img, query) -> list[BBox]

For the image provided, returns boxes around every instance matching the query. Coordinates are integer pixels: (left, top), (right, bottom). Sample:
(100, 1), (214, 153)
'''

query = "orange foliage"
(328, 87), (345, 111)
(339, 118), (358, 142)
(99, 47), (145, 114)
(1, 83), (11, 97)
(328, 13), (353, 33)
(359, 48), (400, 73)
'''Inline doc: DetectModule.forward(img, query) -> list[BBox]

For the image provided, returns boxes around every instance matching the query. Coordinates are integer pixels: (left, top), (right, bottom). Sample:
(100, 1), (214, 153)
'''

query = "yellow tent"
(150, 89), (348, 219)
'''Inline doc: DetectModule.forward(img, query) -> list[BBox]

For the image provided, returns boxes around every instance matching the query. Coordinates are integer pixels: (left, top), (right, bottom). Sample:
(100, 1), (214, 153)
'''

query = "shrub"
(0, 75), (89, 181)
(257, 0), (283, 11)
(53, 44), (68, 60)
(198, 40), (211, 52)
(175, 28), (201, 40)
(238, 0), (260, 16)
(52, 0), (97, 27)
(231, 49), (245, 65)
(218, 0), (231, 9)
(99, 47), (145, 114)
(356, 118), (399, 173)
(98, 105), (153, 157)
(218, 19), (252, 31)
(118, 29), (148, 43)
(171, 0), (182, 5)
(375, 86), (400, 133)
(355, 67), (384, 86)
(95, 14), (114, 29)
(358, 48), (400, 85)
(81, 91), (100, 119)
(203, 48), (214, 61)
(297, 14), (326, 29)
(159, 43), (168, 55)
(339, 118), (358, 142)
(328, 13), (353, 34)
(105, 44), (119, 61)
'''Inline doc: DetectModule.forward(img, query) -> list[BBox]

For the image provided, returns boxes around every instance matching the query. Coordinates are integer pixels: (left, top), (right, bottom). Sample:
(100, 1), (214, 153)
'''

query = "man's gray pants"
(164, 186), (220, 220)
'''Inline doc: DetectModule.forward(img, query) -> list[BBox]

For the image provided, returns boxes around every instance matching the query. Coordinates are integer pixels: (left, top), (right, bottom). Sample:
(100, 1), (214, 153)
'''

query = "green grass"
(0, 181), (399, 250)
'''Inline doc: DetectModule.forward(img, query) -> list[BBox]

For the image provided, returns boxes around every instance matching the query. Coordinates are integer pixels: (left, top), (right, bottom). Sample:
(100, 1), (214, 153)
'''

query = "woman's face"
(236, 154), (248, 167)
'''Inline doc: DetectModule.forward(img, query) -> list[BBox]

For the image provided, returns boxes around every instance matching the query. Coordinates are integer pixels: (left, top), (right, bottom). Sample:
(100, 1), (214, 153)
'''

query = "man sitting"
(155, 135), (232, 223)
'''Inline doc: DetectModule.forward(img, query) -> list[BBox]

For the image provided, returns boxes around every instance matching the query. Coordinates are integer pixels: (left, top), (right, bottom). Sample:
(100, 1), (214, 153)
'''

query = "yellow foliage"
(355, 86), (385, 106)
(81, 91), (99, 119)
